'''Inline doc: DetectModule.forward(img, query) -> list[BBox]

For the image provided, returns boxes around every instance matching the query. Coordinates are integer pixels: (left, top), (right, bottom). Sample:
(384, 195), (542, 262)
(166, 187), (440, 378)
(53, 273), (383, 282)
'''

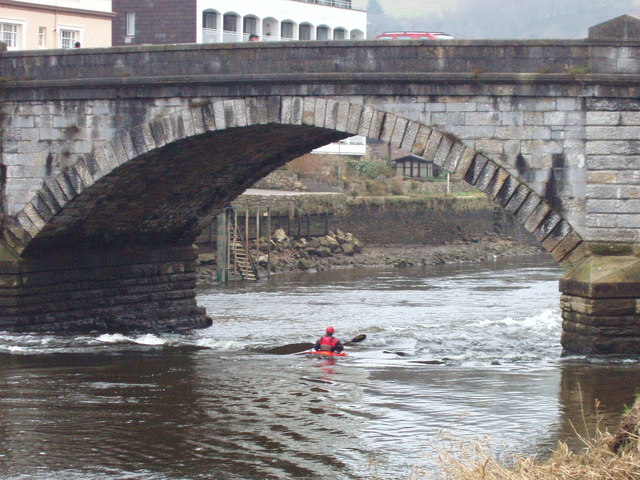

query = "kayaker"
(314, 326), (344, 353)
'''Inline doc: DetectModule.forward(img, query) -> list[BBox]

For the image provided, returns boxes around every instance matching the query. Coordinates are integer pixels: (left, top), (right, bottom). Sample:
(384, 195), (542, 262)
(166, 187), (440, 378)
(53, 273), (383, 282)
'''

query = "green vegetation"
(346, 157), (394, 180)
(568, 65), (589, 76)
(349, 194), (491, 212)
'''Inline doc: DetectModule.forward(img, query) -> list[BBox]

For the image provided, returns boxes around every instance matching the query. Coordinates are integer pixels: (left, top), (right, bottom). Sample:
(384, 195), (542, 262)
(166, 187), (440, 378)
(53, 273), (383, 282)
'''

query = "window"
(299, 23), (312, 40)
(334, 28), (346, 40)
(59, 28), (79, 49)
(1, 22), (19, 50)
(203, 11), (217, 29)
(223, 14), (238, 32)
(317, 26), (329, 40)
(395, 157), (434, 178)
(38, 26), (46, 47)
(243, 17), (257, 35)
(126, 12), (136, 36)
(281, 21), (294, 39)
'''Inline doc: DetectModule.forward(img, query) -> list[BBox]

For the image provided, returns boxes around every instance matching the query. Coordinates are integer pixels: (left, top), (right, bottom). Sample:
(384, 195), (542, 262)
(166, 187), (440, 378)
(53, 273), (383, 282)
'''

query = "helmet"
(326, 326), (335, 335)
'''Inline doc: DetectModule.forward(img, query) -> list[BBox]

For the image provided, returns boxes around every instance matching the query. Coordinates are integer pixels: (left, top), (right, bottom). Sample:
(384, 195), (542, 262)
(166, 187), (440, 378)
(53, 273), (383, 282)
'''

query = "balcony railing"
(203, 28), (252, 43)
(292, 0), (368, 12)
(202, 28), (218, 43)
(202, 29), (358, 43)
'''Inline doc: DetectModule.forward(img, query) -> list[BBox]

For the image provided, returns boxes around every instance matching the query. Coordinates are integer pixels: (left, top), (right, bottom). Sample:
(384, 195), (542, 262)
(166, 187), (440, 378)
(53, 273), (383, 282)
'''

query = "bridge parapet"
(0, 40), (628, 90)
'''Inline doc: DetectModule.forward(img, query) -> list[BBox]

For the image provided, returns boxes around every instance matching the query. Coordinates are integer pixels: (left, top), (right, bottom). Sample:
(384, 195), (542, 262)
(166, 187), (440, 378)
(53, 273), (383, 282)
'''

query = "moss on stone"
(561, 255), (640, 298)
(589, 242), (634, 256)
(0, 240), (20, 263)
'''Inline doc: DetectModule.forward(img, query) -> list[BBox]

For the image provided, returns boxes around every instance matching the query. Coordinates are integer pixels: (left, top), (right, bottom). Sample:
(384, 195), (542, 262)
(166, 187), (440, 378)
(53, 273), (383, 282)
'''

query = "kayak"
(303, 350), (348, 358)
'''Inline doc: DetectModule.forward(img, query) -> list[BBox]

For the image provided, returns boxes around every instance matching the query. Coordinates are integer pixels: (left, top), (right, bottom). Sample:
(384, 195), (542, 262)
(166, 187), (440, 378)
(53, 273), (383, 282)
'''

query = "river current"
(1, 254), (639, 479)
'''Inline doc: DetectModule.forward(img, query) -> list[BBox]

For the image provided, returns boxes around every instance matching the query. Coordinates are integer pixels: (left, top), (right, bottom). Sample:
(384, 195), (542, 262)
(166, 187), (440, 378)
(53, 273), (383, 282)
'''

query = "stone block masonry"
(560, 255), (640, 354)
(332, 196), (497, 246)
(4, 19), (640, 352)
(0, 246), (211, 331)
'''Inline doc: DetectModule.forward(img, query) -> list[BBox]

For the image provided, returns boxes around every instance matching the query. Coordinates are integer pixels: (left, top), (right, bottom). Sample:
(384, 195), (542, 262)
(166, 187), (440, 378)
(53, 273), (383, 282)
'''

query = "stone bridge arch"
(6, 25), (640, 353)
(3, 96), (585, 270)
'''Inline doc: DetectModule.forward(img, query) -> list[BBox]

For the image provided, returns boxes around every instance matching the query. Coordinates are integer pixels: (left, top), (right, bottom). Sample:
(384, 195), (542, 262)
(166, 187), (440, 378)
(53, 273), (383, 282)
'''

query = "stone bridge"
(2, 15), (640, 354)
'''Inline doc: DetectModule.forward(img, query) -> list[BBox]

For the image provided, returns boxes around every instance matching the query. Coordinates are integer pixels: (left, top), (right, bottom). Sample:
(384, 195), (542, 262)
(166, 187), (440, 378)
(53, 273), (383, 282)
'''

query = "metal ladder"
(228, 208), (259, 281)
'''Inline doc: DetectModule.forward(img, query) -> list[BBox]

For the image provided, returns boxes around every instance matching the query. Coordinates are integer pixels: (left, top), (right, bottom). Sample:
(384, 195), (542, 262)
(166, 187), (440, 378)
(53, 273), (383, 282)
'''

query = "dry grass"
(422, 433), (640, 480)
(409, 399), (640, 480)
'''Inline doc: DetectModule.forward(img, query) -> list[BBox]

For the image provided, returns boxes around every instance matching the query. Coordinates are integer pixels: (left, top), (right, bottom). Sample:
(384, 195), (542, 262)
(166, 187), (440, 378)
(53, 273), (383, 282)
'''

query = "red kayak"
(303, 350), (348, 358)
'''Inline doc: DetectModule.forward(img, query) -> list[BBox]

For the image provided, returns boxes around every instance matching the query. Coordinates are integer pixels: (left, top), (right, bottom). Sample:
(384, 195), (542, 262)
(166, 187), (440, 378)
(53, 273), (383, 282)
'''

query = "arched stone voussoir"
(8, 96), (586, 265)
(2, 220), (31, 256)
(420, 129), (586, 270)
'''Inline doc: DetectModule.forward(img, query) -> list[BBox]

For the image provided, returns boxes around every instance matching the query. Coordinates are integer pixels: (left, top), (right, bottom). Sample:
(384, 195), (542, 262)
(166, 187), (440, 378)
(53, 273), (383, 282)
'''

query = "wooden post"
(256, 207), (260, 253)
(267, 207), (271, 278)
(216, 210), (228, 283)
(245, 208), (249, 248)
(324, 209), (329, 236)
(209, 219), (214, 255)
(232, 209), (238, 279)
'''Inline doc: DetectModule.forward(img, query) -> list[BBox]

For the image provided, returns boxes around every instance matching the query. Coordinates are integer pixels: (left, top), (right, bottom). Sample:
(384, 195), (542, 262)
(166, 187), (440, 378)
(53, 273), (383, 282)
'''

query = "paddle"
(343, 333), (366, 346)
(262, 334), (367, 355)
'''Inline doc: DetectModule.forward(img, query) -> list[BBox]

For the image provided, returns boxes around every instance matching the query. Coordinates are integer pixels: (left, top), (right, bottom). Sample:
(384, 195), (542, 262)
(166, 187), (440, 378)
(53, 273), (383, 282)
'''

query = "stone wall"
(585, 107), (640, 243)
(333, 196), (504, 245)
(560, 255), (640, 354)
(5, 42), (640, 247)
(253, 169), (304, 191)
(0, 246), (210, 332)
(197, 193), (531, 248)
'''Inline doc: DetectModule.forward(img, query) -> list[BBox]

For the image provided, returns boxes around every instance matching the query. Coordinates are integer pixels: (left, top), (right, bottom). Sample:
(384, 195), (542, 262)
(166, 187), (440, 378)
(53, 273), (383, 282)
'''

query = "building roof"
(393, 155), (432, 163)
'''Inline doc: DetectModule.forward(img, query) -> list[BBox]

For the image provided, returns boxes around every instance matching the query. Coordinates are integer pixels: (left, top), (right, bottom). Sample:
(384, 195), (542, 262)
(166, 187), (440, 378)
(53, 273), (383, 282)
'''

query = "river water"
(1, 254), (639, 480)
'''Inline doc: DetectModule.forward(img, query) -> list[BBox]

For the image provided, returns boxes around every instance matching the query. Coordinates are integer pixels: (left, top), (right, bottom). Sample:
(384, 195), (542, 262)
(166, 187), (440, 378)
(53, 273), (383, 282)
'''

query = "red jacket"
(315, 335), (344, 352)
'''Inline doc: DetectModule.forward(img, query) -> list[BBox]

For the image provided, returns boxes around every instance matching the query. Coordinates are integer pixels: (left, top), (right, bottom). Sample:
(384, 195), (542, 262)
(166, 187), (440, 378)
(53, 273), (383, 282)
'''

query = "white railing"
(313, 136), (367, 156)
(223, 30), (248, 43)
(202, 27), (360, 44)
(202, 28), (219, 43)
(293, 0), (368, 11)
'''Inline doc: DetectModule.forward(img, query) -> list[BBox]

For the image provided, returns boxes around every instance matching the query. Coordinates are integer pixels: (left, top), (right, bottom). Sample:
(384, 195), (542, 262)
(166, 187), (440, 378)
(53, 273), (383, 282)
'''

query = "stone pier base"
(560, 255), (640, 355)
(0, 245), (211, 332)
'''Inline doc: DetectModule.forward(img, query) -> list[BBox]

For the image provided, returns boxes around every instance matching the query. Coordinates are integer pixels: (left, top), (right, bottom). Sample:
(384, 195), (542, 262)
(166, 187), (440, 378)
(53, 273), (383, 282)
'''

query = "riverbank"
(196, 232), (544, 284)
(427, 396), (640, 480)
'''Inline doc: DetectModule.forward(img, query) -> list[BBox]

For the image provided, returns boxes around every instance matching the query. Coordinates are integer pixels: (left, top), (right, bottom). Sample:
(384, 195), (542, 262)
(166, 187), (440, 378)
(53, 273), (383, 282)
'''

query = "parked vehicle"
(375, 31), (454, 40)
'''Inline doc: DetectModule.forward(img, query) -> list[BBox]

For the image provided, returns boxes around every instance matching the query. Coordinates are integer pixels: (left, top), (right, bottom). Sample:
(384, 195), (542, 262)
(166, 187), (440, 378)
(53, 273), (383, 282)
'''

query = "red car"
(375, 31), (454, 40)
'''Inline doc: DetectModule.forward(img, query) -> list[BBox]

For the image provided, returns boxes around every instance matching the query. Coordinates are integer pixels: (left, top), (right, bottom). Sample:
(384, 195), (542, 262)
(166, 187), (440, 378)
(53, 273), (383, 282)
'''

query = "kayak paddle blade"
(343, 334), (366, 346)
(263, 342), (314, 355)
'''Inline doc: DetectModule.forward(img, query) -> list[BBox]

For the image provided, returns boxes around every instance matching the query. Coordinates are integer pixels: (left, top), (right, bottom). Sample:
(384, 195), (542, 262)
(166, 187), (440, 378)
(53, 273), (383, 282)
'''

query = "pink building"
(0, 0), (113, 50)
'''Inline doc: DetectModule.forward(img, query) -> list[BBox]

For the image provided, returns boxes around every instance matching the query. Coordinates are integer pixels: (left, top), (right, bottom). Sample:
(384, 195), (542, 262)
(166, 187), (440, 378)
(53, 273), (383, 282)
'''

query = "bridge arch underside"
(0, 98), (617, 353)
(1, 121), (350, 332)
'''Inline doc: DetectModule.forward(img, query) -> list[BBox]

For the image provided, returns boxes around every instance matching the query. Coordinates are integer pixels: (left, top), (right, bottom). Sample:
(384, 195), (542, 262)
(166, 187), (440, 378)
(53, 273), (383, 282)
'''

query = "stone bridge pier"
(0, 245), (211, 331)
(3, 15), (640, 353)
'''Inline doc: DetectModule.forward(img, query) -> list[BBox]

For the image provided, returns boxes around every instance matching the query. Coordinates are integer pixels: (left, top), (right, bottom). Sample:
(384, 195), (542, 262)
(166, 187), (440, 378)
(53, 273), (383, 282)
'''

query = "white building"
(0, 0), (113, 50)
(198, 0), (367, 43)
(111, 0), (368, 155)
(112, 0), (366, 46)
